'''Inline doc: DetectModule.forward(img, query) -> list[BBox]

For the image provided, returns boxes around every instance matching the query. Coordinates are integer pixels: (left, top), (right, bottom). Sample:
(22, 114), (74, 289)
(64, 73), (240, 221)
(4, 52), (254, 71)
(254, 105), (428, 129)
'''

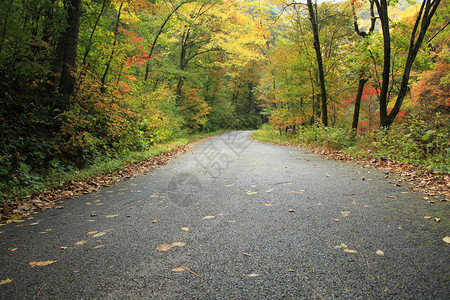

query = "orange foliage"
(180, 86), (213, 131)
(57, 70), (136, 164)
(411, 62), (450, 116)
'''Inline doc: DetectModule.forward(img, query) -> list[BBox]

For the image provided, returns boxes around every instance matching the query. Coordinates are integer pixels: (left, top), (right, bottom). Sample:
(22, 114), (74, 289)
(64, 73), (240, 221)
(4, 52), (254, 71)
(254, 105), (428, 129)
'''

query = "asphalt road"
(1, 131), (449, 299)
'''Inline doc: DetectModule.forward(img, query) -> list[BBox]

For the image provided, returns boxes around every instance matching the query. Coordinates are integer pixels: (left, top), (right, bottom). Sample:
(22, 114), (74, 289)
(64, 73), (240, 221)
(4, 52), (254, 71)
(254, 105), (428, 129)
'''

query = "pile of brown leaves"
(0, 146), (190, 224)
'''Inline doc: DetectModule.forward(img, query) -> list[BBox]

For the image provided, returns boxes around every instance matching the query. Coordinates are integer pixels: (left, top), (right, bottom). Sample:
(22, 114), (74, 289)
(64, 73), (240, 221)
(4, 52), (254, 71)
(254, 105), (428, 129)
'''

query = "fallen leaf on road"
(76, 240), (87, 246)
(226, 184), (235, 187)
(376, 250), (386, 256)
(288, 269), (295, 272)
(157, 243), (172, 252)
(332, 219), (340, 222)
(181, 227), (190, 232)
(334, 244), (348, 249)
(344, 249), (358, 254)
(60, 246), (68, 250)
(172, 242), (186, 247)
(266, 189), (273, 193)
(264, 203), (272, 207)
(289, 191), (296, 194)
(151, 220), (160, 223)
(434, 218), (441, 222)
(387, 196), (396, 199)
(202, 216), (215, 220)
(29, 260), (57, 267)
(243, 273), (260, 277)
(288, 209), (296, 212)
(8, 248), (17, 252)
(93, 245), (104, 249)
(149, 193), (159, 199)
(172, 266), (187, 272)
(87, 231), (98, 235)
(247, 191), (257, 195)
(341, 211), (351, 217)
(424, 216), (432, 219)
(243, 253), (252, 257)
(0, 278), (12, 285)
(104, 215), (118, 218)
(443, 236), (450, 244)
(93, 232), (106, 238)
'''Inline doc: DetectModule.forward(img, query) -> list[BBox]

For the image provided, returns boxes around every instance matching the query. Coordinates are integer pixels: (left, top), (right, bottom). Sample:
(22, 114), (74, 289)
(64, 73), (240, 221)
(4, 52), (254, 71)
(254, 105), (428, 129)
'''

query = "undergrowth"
(253, 115), (449, 173)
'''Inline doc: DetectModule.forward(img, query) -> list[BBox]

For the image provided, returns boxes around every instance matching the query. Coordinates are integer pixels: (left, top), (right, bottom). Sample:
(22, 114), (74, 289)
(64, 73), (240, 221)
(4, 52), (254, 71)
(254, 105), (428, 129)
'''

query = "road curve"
(0, 131), (449, 299)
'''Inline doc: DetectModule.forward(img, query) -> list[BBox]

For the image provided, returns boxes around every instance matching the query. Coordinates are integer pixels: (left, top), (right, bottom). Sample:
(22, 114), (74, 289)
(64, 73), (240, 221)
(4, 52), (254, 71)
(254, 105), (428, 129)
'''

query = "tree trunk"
(59, 0), (82, 99)
(351, 0), (375, 132)
(307, 0), (327, 127)
(352, 75), (368, 131)
(373, 0), (391, 128)
(82, 0), (108, 66)
(101, 1), (124, 92)
(0, 0), (14, 54)
(176, 28), (189, 105)
(144, 1), (191, 81)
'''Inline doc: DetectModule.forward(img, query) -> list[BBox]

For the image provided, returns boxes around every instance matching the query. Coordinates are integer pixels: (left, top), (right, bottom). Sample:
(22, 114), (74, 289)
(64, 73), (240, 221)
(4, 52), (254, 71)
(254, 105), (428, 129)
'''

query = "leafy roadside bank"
(0, 131), (222, 224)
(252, 125), (449, 202)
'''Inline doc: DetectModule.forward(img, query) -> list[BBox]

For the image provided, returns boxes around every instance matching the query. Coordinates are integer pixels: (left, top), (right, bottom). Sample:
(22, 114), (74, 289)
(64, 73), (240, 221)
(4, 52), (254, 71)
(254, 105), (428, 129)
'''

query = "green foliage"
(353, 114), (450, 172)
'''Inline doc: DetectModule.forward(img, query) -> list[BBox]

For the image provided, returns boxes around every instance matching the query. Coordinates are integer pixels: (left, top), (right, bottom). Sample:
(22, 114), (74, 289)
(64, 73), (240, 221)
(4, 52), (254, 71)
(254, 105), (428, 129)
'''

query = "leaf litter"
(0, 278), (12, 285)
(29, 260), (57, 267)
(341, 211), (351, 217)
(243, 273), (260, 277)
(157, 243), (172, 252)
(1, 146), (190, 223)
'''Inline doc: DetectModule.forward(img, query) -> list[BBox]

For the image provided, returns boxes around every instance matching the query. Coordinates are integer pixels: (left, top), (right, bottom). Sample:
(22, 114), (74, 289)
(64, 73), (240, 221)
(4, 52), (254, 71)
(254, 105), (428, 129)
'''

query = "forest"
(0, 0), (448, 203)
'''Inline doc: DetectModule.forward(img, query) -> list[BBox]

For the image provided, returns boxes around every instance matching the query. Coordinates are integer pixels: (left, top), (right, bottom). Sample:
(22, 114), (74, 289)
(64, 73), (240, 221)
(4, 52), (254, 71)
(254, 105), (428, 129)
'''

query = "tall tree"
(306, 0), (328, 126)
(59, 0), (82, 99)
(351, 0), (376, 132)
(373, 0), (442, 127)
(101, 0), (124, 92)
